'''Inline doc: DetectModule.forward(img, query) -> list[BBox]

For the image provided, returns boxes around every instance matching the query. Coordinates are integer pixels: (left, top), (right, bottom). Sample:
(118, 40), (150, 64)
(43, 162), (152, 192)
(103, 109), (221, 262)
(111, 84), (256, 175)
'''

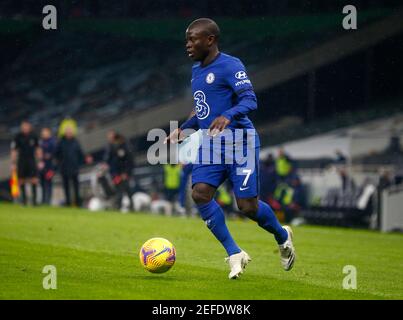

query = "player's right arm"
(164, 110), (198, 144)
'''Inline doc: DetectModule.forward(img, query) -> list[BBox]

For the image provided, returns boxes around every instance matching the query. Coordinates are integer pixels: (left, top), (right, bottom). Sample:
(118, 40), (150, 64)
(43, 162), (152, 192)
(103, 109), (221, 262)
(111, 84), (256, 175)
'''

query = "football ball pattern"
(139, 238), (176, 273)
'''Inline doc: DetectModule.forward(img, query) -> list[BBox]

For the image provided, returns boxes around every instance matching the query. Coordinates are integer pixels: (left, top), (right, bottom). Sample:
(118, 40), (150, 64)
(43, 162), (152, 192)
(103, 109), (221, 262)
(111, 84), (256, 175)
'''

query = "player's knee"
(238, 200), (259, 219)
(192, 185), (213, 205)
(192, 189), (210, 205)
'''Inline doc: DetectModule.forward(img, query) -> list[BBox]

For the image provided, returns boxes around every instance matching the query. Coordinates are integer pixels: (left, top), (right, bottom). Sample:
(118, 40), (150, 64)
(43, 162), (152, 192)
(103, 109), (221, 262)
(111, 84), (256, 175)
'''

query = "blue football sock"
(197, 199), (241, 256)
(257, 200), (288, 245)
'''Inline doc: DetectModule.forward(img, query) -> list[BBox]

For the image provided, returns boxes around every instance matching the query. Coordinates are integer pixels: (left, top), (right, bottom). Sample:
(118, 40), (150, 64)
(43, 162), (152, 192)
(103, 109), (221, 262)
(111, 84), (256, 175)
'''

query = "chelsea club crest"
(205, 73), (215, 84)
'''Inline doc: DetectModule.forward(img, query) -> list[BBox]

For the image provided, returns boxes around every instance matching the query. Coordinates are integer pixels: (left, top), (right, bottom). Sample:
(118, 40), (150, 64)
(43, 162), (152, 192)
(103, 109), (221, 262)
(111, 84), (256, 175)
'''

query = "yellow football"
(139, 237), (176, 273)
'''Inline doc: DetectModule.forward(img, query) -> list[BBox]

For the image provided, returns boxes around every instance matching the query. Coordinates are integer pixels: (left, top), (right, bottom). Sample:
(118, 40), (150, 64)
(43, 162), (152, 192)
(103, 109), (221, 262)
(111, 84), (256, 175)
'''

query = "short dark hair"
(188, 18), (220, 40)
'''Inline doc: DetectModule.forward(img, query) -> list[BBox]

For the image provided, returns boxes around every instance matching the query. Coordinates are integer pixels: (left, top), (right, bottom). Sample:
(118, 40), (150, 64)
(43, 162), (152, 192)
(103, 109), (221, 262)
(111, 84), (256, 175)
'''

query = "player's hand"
(164, 128), (183, 144)
(208, 116), (230, 137)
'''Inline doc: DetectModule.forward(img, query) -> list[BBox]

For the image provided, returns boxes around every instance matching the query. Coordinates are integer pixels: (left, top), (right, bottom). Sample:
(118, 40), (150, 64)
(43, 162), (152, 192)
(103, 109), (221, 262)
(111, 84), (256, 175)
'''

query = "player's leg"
(235, 197), (295, 271)
(236, 197), (286, 242)
(192, 160), (252, 279)
(192, 181), (250, 279)
(192, 181), (241, 256)
(232, 147), (295, 270)
(232, 145), (287, 243)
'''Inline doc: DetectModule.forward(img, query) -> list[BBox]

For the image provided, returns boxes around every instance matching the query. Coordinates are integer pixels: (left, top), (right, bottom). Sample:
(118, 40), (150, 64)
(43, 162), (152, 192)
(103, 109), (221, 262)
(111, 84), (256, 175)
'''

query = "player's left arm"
(209, 60), (257, 135)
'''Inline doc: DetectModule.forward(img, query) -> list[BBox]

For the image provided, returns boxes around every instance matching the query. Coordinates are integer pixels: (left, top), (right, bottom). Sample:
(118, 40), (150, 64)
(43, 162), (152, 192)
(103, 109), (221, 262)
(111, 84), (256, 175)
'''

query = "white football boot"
(279, 226), (296, 271)
(225, 250), (252, 279)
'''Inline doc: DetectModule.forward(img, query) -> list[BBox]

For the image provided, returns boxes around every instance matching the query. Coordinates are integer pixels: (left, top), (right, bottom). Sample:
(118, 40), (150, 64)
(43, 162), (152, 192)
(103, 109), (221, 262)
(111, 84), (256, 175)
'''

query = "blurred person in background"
(178, 163), (193, 215)
(395, 166), (403, 185)
(259, 153), (277, 203)
(58, 117), (77, 138)
(55, 126), (92, 207)
(284, 176), (306, 224)
(96, 129), (118, 200)
(338, 167), (356, 193)
(103, 132), (134, 211)
(10, 120), (41, 205)
(270, 174), (306, 224)
(101, 130), (118, 172)
(163, 163), (181, 206)
(378, 169), (393, 190)
(38, 127), (57, 205)
(334, 149), (347, 164)
(275, 147), (294, 181)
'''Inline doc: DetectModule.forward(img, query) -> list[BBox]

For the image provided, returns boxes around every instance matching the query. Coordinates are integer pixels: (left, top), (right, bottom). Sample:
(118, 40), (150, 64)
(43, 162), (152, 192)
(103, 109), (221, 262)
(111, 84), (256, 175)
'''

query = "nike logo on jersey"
(239, 186), (250, 191)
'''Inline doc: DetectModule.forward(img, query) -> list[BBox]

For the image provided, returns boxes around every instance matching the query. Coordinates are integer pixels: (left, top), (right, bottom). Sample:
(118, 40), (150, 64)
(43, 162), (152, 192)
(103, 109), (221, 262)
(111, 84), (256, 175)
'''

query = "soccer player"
(166, 18), (296, 279)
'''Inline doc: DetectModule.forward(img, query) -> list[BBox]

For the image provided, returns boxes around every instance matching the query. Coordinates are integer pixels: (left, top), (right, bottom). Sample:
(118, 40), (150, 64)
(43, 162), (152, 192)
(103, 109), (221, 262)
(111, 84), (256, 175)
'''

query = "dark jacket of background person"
(40, 137), (57, 171)
(259, 154), (277, 201)
(11, 132), (39, 165)
(104, 140), (134, 177)
(55, 137), (85, 176)
(39, 136), (57, 204)
(103, 134), (134, 210)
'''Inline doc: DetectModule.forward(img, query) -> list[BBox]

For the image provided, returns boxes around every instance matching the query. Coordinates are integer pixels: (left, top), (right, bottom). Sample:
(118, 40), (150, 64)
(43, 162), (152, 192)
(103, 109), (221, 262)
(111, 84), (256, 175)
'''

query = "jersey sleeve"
(180, 114), (199, 131)
(222, 59), (257, 121)
(223, 58), (254, 95)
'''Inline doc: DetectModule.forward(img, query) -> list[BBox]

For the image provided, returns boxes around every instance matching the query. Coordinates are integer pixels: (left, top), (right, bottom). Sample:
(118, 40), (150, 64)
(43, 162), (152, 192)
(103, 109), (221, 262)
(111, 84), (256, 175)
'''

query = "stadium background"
(0, 0), (402, 300)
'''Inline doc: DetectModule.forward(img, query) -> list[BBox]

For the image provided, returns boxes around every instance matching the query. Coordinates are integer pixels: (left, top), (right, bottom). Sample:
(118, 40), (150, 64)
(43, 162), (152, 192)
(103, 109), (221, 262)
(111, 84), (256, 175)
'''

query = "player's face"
(185, 28), (210, 61)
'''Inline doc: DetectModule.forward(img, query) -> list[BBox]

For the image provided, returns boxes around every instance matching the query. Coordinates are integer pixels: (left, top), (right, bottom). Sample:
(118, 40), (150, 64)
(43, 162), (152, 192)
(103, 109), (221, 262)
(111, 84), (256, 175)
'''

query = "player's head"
(185, 18), (220, 61)
(20, 120), (32, 134)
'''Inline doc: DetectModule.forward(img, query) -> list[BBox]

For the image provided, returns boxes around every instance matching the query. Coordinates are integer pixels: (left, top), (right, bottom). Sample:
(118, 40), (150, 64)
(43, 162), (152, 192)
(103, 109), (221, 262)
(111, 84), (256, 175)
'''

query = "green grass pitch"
(0, 203), (402, 299)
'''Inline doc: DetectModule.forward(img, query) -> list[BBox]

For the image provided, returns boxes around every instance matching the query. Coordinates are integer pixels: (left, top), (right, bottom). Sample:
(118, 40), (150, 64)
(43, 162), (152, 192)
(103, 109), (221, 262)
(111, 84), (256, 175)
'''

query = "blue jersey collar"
(200, 52), (221, 68)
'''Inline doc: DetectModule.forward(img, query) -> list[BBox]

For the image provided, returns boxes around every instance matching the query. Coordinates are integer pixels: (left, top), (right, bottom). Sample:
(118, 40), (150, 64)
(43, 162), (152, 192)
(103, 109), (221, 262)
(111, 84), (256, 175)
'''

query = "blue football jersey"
(190, 53), (259, 148)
